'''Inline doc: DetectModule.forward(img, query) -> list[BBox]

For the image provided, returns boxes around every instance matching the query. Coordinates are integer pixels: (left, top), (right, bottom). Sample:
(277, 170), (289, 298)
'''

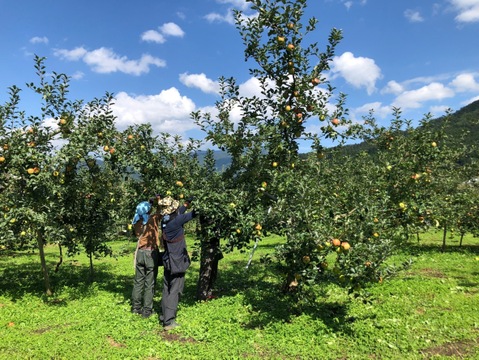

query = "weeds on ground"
(0, 233), (478, 359)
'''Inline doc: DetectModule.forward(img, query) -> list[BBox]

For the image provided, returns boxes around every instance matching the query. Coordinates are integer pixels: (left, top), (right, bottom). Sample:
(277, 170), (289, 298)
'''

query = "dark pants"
(160, 269), (185, 326)
(131, 249), (159, 313)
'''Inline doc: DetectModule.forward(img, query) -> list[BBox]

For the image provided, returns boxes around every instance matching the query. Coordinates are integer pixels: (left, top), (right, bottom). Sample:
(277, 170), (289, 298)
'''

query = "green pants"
(131, 249), (159, 313)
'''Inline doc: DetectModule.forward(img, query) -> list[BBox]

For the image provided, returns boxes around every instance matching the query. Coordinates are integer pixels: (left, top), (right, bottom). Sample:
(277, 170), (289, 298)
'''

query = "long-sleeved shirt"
(162, 205), (195, 243)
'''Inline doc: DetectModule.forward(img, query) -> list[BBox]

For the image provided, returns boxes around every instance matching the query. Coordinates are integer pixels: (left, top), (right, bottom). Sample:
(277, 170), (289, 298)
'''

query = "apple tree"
(0, 56), (127, 292)
(52, 93), (131, 279)
(191, 0), (351, 299)
(193, 0), (478, 305)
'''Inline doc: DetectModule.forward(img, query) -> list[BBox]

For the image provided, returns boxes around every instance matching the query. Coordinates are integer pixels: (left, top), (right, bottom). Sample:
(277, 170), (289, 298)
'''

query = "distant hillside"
(195, 150), (232, 171)
(195, 99), (479, 169)
(429, 99), (479, 150)
(336, 99), (479, 158)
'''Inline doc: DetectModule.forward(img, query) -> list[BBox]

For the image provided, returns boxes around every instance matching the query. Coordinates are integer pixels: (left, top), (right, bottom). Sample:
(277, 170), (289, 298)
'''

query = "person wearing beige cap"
(158, 196), (196, 331)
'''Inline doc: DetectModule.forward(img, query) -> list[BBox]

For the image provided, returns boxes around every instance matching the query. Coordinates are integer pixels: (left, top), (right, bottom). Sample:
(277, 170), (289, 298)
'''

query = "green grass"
(1, 232), (478, 360)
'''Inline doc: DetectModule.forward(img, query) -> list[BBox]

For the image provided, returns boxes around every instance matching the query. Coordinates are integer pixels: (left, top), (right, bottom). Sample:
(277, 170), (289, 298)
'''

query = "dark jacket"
(161, 205), (196, 274)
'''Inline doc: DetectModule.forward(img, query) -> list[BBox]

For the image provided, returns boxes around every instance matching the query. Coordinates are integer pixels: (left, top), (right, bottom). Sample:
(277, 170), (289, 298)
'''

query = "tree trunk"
(196, 215), (222, 301)
(89, 252), (94, 282)
(196, 236), (220, 301)
(55, 243), (63, 272)
(459, 232), (465, 247)
(441, 223), (447, 253)
(37, 230), (53, 296)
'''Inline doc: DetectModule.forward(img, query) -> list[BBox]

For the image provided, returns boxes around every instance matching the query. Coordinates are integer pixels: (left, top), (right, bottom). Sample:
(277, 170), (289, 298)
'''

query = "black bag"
(162, 250), (190, 274)
(161, 251), (170, 270)
(171, 250), (191, 274)
(158, 250), (165, 267)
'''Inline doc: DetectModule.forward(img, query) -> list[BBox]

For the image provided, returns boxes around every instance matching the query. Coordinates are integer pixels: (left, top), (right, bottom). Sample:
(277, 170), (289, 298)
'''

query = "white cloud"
(449, 0), (479, 22)
(84, 49), (165, 75)
(204, 10), (236, 24)
(381, 80), (405, 95)
(354, 102), (391, 118)
(178, 74), (271, 98)
(329, 52), (382, 95)
(216, 0), (250, 11)
(205, 0), (253, 24)
(339, 0), (366, 8)
(160, 22), (185, 37)
(450, 73), (479, 92)
(141, 30), (166, 44)
(30, 36), (48, 44)
(429, 105), (451, 116)
(404, 9), (424, 22)
(54, 47), (88, 61)
(392, 82), (455, 109)
(141, 22), (185, 44)
(112, 88), (198, 134)
(238, 77), (263, 98)
(179, 73), (220, 94)
(54, 47), (166, 75)
(71, 71), (84, 80)
(401, 74), (451, 86)
(462, 95), (479, 105)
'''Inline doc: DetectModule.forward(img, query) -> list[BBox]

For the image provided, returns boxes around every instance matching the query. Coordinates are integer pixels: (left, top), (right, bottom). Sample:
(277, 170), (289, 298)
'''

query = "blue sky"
(1, 0), (479, 150)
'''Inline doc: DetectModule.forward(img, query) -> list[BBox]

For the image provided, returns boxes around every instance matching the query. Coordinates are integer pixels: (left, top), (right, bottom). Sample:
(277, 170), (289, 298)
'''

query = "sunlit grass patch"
(1, 232), (478, 359)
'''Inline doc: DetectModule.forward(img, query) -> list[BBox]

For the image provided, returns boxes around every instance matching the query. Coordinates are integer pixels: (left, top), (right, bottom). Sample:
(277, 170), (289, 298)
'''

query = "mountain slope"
(196, 99), (479, 168)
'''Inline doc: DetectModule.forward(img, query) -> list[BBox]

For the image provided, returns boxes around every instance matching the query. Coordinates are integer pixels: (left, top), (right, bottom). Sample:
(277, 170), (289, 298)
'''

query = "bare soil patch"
(421, 337), (479, 358)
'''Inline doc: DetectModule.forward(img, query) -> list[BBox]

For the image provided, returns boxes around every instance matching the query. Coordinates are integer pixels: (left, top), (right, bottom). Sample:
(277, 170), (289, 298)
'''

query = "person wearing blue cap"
(130, 195), (163, 318)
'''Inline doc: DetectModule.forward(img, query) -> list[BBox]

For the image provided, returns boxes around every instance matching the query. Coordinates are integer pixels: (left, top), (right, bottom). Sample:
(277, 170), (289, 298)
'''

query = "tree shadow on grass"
(401, 243), (479, 257)
(190, 258), (359, 335)
(0, 251), (50, 300)
(0, 250), (133, 305)
(0, 250), (366, 336)
(401, 243), (479, 287)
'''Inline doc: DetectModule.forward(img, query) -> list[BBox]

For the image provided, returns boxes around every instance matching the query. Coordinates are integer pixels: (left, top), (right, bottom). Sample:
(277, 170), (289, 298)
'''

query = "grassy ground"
(0, 231), (478, 359)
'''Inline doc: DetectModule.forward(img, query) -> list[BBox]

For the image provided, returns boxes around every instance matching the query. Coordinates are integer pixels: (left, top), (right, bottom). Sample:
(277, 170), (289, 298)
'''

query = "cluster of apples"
(332, 238), (351, 252)
(103, 145), (116, 155)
